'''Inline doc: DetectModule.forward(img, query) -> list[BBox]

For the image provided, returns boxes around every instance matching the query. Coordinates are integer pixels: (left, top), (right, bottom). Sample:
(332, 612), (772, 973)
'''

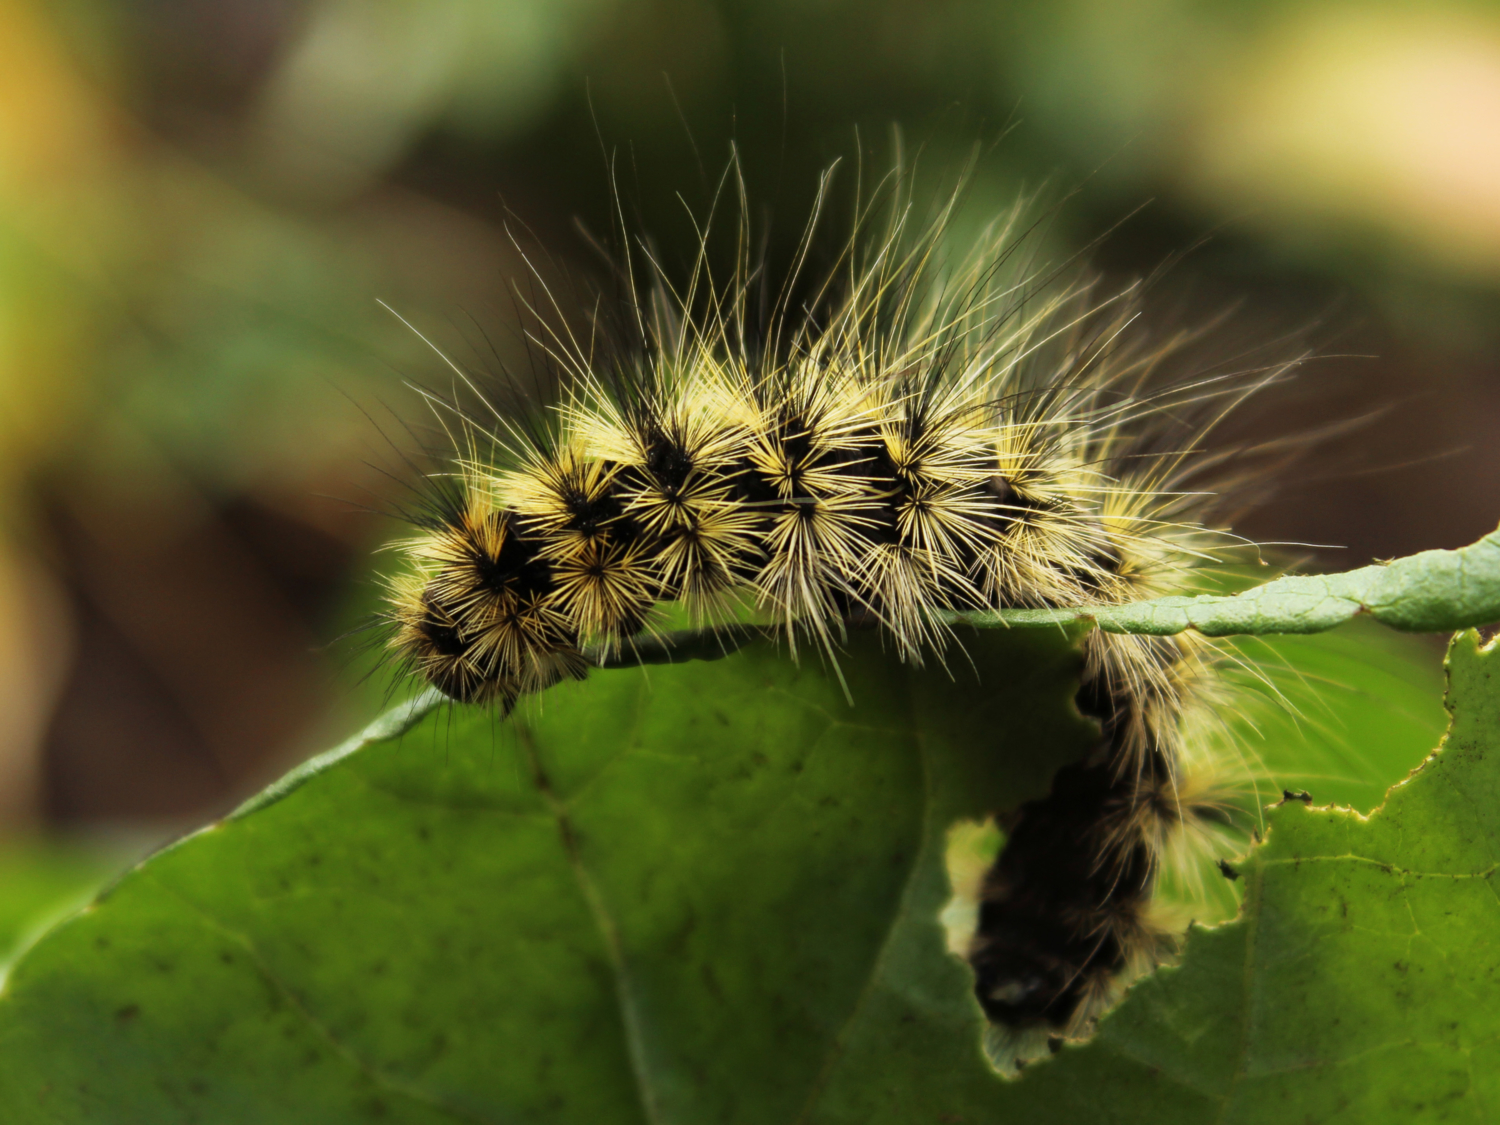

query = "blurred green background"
(0, 0), (1493, 851)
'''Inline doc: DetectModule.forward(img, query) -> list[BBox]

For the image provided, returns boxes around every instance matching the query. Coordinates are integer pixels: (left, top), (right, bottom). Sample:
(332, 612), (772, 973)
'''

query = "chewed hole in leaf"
(940, 817), (1004, 959)
(939, 817), (1055, 1078)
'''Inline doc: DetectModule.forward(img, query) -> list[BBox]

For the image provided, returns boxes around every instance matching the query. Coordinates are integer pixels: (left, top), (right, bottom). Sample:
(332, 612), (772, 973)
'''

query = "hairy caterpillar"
(377, 161), (1293, 1073)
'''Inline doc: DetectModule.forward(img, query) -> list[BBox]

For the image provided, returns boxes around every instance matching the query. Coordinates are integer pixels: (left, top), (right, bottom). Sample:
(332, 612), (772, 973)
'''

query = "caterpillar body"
(379, 166), (1288, 1071)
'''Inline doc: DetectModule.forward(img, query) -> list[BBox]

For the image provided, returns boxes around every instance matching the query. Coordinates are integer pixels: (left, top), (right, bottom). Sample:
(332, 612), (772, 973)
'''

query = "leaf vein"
(145, 873), (500, 1125)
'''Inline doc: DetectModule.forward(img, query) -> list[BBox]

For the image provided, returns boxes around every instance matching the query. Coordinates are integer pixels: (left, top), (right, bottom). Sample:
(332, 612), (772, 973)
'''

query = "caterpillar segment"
(499, 444), (661, 652)
(728, 366), (896, 656)
(844, 387), (1004, 660)
(970, 631), (1215, 1049)
(386, 488), (588, 710)
(388, 578), (499, 706)
(378, 191), (1279, 1071)
(567, 369), (763, 618)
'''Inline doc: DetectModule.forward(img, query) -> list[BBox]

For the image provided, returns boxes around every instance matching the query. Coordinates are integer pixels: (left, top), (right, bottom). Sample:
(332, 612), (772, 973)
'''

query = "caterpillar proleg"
(378, 159), (1295, 1070)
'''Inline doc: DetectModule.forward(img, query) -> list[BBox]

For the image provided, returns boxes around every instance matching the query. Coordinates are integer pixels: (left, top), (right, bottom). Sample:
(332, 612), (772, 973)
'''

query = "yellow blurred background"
(0, 0), (1495, 835)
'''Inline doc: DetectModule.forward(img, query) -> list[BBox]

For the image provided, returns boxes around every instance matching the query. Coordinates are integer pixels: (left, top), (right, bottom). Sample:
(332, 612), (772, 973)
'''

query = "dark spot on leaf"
(114, 1004), (139, 1023)
(701, 964), (725, 1002)
(1217, 859), (1240, 881)
(1282, 789), (1312, 804)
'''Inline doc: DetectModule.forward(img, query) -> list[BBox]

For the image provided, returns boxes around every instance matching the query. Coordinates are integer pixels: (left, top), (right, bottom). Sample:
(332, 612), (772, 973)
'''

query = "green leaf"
(1026, 629), (1500, 1119)
(0, 841), (116, 971)
(0, 628), (1098, 1123)
(966, 525), (1500, 637)
(1232, 622), (1447, 814)
(0, 627), (1461, 1122)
